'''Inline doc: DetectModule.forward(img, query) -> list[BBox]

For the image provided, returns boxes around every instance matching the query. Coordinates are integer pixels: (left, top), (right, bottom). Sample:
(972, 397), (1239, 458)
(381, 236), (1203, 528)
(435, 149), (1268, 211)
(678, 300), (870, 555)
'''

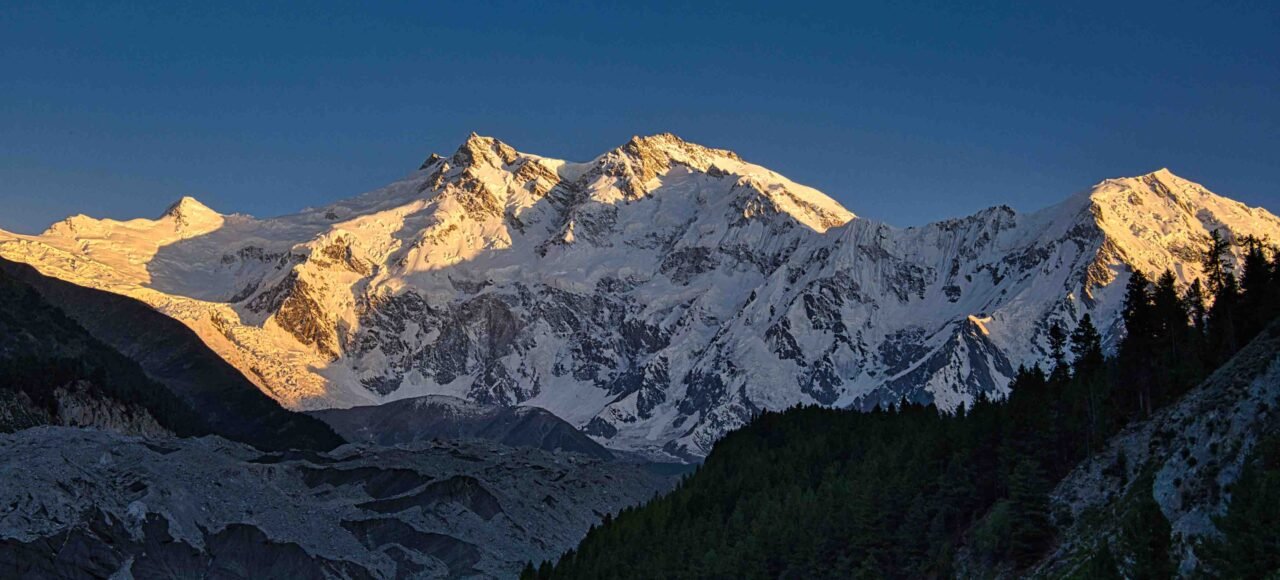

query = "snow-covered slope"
(2, 135), (1277, 458)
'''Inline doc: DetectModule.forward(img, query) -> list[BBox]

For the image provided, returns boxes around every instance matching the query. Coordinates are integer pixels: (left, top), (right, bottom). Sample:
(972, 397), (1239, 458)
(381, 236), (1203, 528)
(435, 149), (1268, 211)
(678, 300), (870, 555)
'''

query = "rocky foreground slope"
(1034, 320), (1280, 576)
(2, 134), (1276, 458)
(0, 427), (670, 579)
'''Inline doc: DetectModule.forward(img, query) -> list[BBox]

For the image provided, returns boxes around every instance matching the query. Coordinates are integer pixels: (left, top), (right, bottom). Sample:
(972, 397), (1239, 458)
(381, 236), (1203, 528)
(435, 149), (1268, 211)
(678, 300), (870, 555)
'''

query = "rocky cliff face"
(2, 134), (1277, 458)
(0, 427), (671, 579)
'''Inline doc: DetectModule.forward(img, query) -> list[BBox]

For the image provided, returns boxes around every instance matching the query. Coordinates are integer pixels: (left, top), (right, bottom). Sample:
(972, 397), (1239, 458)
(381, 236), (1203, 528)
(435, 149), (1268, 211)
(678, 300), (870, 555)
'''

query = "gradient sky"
(1, 0), (1277, 233)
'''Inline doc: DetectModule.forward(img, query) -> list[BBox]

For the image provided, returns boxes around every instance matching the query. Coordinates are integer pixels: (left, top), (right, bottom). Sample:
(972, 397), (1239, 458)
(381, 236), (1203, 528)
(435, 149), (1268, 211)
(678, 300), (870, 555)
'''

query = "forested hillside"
(1, 267), (207, 436)
(528, 233), (1280, 578)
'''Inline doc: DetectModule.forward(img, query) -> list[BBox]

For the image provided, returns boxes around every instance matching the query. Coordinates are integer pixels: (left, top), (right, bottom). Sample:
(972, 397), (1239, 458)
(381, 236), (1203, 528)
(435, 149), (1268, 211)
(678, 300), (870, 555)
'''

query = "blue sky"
(1, 0), (1276, 233)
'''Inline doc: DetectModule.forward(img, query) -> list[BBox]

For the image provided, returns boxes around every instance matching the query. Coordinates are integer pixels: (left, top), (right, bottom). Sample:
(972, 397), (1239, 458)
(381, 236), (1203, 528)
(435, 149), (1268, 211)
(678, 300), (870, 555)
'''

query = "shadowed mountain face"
(0, 265), (207, 437)
(311, 395), (614, 460)
(0, 258), (343, 451)
(2, 134), (1278, 458)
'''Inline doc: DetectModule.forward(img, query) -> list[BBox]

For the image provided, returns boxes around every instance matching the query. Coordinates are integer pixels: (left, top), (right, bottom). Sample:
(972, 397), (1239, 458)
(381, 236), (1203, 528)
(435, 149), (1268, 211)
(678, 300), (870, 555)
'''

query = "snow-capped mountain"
(2, 134), (1277, 458)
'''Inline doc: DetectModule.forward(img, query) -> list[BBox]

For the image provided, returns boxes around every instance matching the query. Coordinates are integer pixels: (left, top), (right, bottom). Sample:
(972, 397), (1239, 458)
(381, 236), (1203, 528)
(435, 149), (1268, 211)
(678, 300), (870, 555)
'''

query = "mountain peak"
(162, 196), (218, 219)
(1079, 168), (1200, 207)
(1126, 167), (1190, 185)
(1136, 167), (1184, 189)
(160, 196), (224, 233)
(1073, 167), (1280, 285)
(451, 133), (520, 168)
(627, 132), (685, 147)
(622, 133), (741, 163)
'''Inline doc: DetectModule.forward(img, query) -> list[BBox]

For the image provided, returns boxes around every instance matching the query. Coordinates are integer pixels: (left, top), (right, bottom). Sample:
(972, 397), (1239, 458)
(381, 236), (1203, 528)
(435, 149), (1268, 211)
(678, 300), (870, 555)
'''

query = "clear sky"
(1, 0), (1276, 233)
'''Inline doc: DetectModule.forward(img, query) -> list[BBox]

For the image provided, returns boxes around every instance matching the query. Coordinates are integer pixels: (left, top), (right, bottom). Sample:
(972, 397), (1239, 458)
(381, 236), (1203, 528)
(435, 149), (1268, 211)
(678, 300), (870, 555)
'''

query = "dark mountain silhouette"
(0, 257), (343, 451)
(311, 395), (613, 460)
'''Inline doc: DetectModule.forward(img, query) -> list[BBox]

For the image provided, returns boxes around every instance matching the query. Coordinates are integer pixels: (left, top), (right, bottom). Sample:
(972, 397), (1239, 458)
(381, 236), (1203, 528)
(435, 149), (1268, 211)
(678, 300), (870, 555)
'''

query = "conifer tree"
(1069, 314), (1103, 375)
(1272, 244), (1280, 300)
(1121, 271), (1154, 336)
(1007, 459), (1052, 566)
(1207, 272), (1240, 361)
(1119, 271), (1155, 417)
(1202, 229), (1232, 295)
(1119, 478), (1174, 580)
(1047, 321), (1067, 371)
(1238, 236), (1274, 339)
(1184, 278), (1207, 331)
(1152, 270), (1187, 342)
(1069, 314), (1106, 454)
(1005, 364), (1053, 465)
(1151, 270), (1190, 405)
(1043, 320), (1072, 460)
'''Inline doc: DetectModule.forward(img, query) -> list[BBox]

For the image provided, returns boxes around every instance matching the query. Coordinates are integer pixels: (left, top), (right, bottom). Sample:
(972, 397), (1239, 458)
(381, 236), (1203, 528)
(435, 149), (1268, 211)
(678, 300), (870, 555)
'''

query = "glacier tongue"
(2, 135), (1278, 460)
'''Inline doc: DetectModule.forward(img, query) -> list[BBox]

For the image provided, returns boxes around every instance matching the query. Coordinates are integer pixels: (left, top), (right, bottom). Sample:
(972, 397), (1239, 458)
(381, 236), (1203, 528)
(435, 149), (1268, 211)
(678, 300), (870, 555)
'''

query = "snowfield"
(2, 134), (1277, 459)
